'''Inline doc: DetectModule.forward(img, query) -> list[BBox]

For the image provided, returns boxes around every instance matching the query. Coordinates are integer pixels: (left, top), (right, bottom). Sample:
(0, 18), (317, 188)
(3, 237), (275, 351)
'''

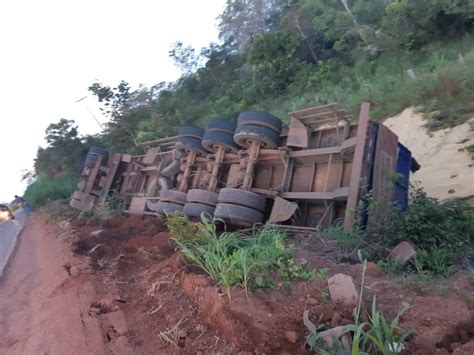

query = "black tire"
(234, 124), (280, 149)
(217, 188), (266, 212)
(205, 118), (237, 134)
(237, 111), (282, 133)
(186, 189), (219, 206)
(214, 203), (264, 226)
(183, 202), (215, 218)
(89, 147), (109, 157)
(178, 126), (205, 139)
(155, 202), (184, 215)
(159, 190), (187, 204)
(85, 147), (109, 168)
(202, 130), (241, 153)
(175, 136), (207, 155)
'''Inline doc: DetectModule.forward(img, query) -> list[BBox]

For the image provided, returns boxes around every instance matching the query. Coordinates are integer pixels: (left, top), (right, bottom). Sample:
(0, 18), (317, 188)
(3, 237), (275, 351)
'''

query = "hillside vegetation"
(25, 0), (474, 204)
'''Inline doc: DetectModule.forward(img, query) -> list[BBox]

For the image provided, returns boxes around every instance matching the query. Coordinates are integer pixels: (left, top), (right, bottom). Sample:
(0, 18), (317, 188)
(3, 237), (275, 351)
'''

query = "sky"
(0, 0), (226, 203)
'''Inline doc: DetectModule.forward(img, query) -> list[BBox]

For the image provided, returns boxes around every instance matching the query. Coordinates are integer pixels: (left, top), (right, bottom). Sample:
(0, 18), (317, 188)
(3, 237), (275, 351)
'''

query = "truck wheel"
(186, 189), (219, 206)
(183, 202), (215, 218)
(175, 136), (207, 155)
(214, 203), (264, 226)
(178, 126), (205, 139)
(205, 118), (237, 134)
(85, 147), (109, 168)
(234, 125), (280, 149)
(202, 130), (241, 153)
(237, 111), (282, 133)
(155, 202), (184, 214)
(217, 188), (266, 212)
(159, 190), (187, 204)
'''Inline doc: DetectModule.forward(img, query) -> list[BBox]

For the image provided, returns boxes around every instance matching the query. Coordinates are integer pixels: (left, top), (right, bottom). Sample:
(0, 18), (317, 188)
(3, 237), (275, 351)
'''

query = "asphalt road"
(0, 209), (27, 277)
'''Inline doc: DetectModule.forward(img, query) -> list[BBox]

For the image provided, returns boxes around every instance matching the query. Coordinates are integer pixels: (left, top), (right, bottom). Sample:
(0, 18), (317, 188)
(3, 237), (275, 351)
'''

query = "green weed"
(304, 261), (412, 354)
(168, 213), (311, 300)
(377, 258), (406, 275)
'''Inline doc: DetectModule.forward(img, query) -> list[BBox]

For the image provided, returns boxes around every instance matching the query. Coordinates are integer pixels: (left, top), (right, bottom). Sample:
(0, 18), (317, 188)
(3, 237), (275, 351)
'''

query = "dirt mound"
(58, 214), (474, 353)
(384, 108), (474, 200)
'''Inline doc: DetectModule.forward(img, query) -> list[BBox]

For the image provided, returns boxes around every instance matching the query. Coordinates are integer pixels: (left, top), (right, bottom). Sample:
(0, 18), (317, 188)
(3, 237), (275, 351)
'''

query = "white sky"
(0, 0), (225, 203)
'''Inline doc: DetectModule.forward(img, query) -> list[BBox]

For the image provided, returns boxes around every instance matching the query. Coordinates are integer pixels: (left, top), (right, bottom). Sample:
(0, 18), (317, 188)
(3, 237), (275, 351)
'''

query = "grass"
(166, 212), (315, 300)
(262, 37), (474, 130)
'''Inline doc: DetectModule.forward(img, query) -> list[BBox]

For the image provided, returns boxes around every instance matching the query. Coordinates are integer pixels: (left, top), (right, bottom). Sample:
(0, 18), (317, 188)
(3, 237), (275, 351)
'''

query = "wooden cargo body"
(70, 102), (416, 231)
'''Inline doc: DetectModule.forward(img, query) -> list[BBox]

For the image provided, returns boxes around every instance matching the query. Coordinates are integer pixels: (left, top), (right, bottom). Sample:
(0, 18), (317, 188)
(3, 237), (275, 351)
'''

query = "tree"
(34, 119), (97, 177)
(219, 0), (281, 52)
(169, 41), (202, 75)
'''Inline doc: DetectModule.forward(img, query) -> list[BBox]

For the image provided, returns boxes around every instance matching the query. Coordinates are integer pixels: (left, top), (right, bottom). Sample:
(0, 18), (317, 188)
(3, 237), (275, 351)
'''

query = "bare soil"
(1, 213), (473, 354)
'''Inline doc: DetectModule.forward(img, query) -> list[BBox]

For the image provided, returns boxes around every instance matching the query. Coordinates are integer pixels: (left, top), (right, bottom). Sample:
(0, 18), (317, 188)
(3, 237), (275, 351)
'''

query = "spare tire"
(234, 125), (280, 149)
(237, 111), (282, 133)
(178, 126), (205, 139)
(89, 147), (109, 156)
(205, 118), (237, 134)
(85, 147), (109, 168)
(175, 136), (207, 155)
(202, 130), (241, 153)
(214, 203), (264, 226)
(217, 188), (266, 212)
(155, 202), (184, 214)
(186, 189), (219, 206)
(159, 190), (187, 204)
(183, 202), (215, 218)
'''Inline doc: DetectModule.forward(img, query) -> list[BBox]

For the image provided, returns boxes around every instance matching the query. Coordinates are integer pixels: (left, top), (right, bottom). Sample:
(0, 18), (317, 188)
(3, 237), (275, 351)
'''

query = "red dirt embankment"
(2, 213), (474, 354)
(0, 215), (107, 354)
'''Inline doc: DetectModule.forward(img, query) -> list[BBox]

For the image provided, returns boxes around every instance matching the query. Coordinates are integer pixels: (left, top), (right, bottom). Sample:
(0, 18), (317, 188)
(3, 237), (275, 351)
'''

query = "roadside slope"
(0, 214), (107, 355)
(384, 108), (474, 200)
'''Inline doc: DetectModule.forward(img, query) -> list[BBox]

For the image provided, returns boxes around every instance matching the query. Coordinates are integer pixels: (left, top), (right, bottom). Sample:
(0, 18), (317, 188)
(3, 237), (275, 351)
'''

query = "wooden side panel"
(143, 147), (159, 165)
(313, 163), (326, 192)
(129, 196), (146, 212)
(372, 125), (398, 208)
(286, 117), (308, 148)
(344, 102), (371, 230)
(290, 165), (313, 192)
(254, 166), (273, 189)
(341, 161), (353, 187)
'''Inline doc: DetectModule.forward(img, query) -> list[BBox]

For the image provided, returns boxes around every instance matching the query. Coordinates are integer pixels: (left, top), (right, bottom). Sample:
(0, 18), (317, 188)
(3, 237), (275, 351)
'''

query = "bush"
(324, 187), (474, 275)
(24, 174), (79, 208)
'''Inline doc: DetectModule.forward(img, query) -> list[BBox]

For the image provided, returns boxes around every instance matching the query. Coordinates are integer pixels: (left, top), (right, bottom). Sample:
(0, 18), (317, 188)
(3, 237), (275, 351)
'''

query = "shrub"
(24, 174), (79, 208)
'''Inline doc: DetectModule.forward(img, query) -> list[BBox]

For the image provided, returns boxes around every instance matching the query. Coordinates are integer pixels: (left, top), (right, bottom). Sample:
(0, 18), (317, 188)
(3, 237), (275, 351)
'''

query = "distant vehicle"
(0, 204), (14, 222)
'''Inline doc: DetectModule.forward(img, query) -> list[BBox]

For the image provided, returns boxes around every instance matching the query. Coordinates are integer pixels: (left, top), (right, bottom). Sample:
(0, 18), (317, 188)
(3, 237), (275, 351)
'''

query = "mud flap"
(268, 197), (298, 223)
(286, 117), (308, 148)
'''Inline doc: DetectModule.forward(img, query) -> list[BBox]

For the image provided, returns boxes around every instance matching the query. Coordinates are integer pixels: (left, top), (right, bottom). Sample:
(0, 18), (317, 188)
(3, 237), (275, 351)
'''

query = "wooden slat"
(136, 136), (178, 148)
(289, 103), (338, 117)
(289, 139), (356, 158)
(343, 102), (371, 230)
(297, 109), (349, 122)
(280, 188), (349, 201)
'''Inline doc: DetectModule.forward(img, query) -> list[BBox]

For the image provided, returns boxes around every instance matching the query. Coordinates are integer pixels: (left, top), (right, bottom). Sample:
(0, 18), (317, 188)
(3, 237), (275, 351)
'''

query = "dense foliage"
(86, 0), (474, 153)
(26, 1), (474, 206)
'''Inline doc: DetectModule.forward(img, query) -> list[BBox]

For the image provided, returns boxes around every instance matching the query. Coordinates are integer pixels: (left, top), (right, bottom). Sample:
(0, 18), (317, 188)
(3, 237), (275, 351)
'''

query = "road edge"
(0, 220), (25, 279)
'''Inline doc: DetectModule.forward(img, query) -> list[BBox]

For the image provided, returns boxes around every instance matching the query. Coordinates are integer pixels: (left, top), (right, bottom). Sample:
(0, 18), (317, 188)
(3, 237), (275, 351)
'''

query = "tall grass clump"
(166, 212), (314, 300)
(24, 173), (79, 208)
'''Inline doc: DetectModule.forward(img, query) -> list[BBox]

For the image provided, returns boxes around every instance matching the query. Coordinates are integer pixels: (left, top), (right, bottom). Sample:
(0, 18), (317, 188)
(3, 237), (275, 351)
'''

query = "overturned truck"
(70, 102), (417, 231)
